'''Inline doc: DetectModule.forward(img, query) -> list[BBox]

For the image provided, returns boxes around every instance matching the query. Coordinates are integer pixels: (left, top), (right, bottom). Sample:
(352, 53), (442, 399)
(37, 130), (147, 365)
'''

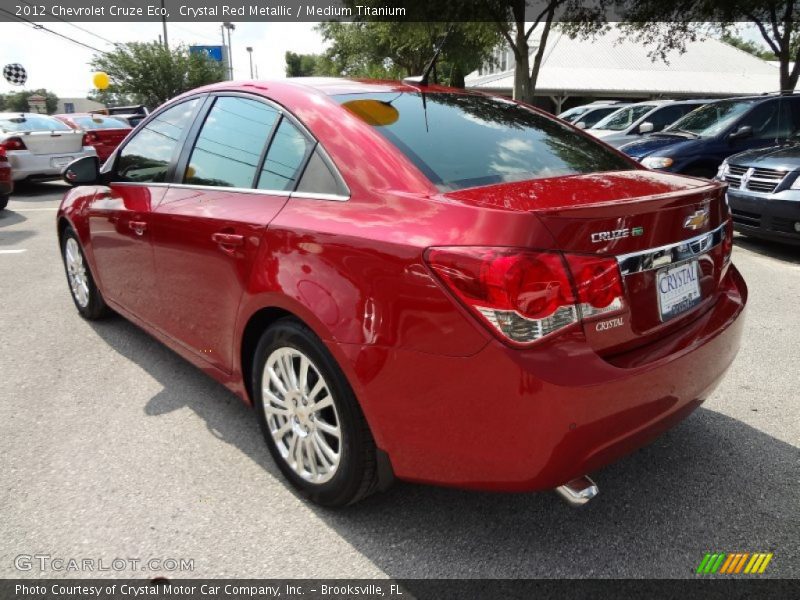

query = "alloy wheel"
(64, 237), (90, 308)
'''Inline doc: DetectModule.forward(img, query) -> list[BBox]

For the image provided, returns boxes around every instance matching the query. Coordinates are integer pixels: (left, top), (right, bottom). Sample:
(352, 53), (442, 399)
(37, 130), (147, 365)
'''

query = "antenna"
(403, 25), (454, 86)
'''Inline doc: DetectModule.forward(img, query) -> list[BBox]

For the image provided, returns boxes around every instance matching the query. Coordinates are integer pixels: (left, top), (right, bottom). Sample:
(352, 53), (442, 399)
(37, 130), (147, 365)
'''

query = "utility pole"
(223, 22), (235, 79)
(160, 0), (168, 48)
(246, 46), (253, 79)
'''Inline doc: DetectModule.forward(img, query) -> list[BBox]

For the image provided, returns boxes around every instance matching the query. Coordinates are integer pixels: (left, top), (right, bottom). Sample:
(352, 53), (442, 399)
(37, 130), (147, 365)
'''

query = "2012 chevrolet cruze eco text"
(57, 78), (747, 507)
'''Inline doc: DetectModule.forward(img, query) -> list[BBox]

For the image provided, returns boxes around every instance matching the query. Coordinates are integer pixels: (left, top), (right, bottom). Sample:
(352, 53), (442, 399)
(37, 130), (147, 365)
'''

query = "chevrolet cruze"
(57, 78), (747, 507)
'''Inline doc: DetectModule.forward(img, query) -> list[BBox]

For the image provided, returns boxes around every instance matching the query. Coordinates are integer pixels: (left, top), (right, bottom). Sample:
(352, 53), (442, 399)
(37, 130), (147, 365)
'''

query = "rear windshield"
(592, 105), (655, 131)
(665, 100), (756, 137)
(71, 115), (130, 130)
(335, 92), (634, 191)
(0, 115), (71, 133)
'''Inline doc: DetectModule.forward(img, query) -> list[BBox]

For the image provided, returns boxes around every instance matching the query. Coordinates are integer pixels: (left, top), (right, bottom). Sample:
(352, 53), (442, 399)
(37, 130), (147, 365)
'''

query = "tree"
(91, 42), (225, 108)
(721, 32), (777, 60)
(285, 52), (335, 77)
(87, 88), (145, 108)
(3, 89), (59, 114)
(316, 21), (502, 87)
(620, 1), (800, 93)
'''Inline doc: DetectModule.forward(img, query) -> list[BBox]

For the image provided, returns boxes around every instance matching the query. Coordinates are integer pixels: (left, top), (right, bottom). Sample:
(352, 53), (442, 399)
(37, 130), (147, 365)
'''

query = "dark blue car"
(619, 95), (800, 178)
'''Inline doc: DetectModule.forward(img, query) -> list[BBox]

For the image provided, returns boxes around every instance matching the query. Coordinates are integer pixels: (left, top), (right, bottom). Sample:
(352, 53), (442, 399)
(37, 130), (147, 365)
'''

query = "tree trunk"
(512, 14), (530, 101)
(528, 8), (556, 102)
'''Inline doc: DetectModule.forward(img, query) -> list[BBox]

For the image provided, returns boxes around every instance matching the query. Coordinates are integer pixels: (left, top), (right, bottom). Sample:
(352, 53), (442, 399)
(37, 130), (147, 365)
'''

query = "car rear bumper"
(728, 189), (800, 245)
(334, 264), (747, 491)
(7, 147), (97, 181)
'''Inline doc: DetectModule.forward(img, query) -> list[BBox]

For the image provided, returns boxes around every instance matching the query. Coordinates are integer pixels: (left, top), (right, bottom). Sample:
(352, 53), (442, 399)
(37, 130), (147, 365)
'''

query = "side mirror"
(63, 156), (99, 186)
(729, 125), (753, 141)
(576, 121), (587, 129)
(638, 121), (654, 134)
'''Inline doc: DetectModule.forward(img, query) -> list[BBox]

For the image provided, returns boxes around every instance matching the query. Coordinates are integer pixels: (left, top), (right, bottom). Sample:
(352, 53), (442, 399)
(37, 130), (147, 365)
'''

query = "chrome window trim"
(616, 222), (726, 276)
(110, 181), (350, 201)
(290, 191), (349, 202)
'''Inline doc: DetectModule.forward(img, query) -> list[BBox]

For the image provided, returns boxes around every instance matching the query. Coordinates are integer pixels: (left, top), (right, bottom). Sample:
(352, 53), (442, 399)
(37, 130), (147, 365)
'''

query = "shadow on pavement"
(89, 315), (799, 579)
(10, 181), (69, 203)
(734, 233), (800, 264)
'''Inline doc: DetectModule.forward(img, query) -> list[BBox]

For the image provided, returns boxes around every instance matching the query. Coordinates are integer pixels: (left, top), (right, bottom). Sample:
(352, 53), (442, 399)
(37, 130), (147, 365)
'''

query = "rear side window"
(116, 98), (200, 183)
(257, 119), (313, 191)
(296, 149), (347, 196)
(184, 96), (279, 188)
(336, 92), (634, 191)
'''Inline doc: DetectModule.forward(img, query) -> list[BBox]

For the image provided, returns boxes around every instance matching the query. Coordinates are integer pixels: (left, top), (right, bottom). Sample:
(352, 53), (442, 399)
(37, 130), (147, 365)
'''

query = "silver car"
(0, 113), (97, 182)
(587, 100), (708, 148)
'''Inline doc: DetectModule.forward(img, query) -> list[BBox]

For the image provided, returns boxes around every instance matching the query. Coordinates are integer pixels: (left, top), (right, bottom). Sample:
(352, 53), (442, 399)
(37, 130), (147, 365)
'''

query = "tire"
(0, 195), (8, 211)
(252, 318), (380, 506)
(60, 227), (111, 320)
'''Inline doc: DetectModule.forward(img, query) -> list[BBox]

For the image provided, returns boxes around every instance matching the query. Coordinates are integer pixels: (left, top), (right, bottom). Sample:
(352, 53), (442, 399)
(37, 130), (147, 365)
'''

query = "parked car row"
(0, 110), (136, 209)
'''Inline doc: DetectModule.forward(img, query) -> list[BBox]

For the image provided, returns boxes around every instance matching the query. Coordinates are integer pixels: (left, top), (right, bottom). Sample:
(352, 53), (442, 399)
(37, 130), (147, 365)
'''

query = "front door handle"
(212, 232), (245, 248)
(129, 220), (147, 236)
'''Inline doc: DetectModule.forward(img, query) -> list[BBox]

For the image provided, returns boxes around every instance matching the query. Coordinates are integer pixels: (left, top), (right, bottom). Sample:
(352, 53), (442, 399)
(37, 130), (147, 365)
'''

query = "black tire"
(0, 195), (8, 211)
(252, 318), (380, 507)
(60, 227), (111, 320)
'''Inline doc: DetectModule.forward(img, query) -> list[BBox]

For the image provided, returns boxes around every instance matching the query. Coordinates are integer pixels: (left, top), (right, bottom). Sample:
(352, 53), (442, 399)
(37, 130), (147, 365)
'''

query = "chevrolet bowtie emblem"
(684, 209), (709, 230)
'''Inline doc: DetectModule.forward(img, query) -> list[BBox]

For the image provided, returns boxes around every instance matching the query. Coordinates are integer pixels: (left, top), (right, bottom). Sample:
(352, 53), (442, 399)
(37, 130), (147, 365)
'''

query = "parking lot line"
(10, 207), (58, 212)
(0, 249), (27, 254)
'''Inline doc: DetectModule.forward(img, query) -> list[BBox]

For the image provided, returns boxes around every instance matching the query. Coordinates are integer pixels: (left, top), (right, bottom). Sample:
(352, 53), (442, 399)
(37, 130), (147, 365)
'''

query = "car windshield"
(0, 115), (71, 133)
(71, 115), (130, 130)
(665, 100), (756, 137)
(592, 105), (655, 131)
(557, 106), (590, 122)
(335, 92), (634, 191)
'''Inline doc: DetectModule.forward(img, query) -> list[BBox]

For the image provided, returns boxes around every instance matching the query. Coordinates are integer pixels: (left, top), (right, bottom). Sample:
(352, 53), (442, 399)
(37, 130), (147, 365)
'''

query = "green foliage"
(90, 42), (225, 109)
(87, 88), (145, 108)
(1, 89), (59, 114)
(316, 21), (502, 87)
(721, 33), (776, 61)
(285, 52), (337, 77)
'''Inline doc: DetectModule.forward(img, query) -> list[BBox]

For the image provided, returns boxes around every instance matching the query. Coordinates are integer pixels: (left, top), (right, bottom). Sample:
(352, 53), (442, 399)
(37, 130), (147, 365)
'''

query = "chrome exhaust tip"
(554, 475), (599, 507)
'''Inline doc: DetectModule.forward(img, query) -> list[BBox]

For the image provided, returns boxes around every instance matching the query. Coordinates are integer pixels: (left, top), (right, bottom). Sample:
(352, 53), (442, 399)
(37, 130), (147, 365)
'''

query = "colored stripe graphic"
(697, 552), (772, 575)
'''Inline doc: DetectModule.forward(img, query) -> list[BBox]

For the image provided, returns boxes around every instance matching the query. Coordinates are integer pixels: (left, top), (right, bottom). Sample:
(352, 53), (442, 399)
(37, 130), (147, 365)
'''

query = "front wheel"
(252, 319), (380, 506)
(60, 227), (110, 319)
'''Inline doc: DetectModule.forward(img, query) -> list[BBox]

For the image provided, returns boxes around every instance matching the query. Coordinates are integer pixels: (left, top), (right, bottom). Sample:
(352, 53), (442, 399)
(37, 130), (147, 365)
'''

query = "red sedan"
(54, 113), (131, 162)
(56, 79), (746, 507)
(0, 146), (12, 210)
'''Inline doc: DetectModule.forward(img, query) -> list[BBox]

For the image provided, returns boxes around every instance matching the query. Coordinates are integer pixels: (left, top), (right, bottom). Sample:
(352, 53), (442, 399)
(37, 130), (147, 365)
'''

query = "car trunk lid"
(19, 129), (85, 155)
(444, 170), (731, 356)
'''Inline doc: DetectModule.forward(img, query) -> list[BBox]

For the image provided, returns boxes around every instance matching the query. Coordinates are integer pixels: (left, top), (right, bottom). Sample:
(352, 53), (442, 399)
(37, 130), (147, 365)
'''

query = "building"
(56, 97), (105, 114)
(466, 26), (782, 113)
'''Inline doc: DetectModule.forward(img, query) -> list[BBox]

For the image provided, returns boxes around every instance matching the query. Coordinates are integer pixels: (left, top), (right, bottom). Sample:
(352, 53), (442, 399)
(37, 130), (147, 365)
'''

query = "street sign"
(190, 45), (224, 62)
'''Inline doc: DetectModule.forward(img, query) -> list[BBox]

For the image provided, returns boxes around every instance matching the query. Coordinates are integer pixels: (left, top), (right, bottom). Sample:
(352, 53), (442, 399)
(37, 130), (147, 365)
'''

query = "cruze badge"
(590, 226), (643, 244)
(684, 208), (709, 230)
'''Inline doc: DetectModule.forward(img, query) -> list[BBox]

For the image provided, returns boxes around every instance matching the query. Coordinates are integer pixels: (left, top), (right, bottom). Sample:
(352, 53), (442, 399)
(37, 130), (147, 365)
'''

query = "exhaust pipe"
(554, 475), (599, 507)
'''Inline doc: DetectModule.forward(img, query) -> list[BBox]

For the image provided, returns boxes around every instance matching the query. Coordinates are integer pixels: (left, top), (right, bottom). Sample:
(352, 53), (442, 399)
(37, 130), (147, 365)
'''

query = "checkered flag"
(3, 63), (27, 86)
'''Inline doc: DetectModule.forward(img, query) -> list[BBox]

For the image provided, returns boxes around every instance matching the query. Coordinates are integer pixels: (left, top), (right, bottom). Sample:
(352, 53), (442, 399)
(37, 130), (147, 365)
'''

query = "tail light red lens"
(0, 137), (26, 151)
(82, 132), (99, 145)
(425, 247), (624, 346)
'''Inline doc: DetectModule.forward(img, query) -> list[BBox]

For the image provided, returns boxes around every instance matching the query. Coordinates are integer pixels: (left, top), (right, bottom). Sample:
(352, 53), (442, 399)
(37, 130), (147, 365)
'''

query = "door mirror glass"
(638, 121), (654, 134)
(729, 125), (753, 141)
(63, 156), (99, 186)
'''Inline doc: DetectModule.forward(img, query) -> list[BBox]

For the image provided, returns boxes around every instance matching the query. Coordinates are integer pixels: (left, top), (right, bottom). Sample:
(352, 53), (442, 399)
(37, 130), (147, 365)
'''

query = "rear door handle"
(212, 232), (245, 247)
(129, 220), (147, 235)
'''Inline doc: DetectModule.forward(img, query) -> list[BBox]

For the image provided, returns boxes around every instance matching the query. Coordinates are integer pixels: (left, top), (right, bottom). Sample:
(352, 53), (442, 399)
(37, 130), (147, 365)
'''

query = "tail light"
(425, 247), (625, 346)
(0, 146), (6, 160)
(0, 137), (26, 151)
(82, 132), (99, 145)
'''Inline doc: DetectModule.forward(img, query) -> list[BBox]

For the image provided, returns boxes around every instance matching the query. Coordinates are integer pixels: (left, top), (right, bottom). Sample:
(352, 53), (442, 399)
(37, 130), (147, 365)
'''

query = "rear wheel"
(252, 319), (380, 506)
(0, 195), (8, 211)
(60, 227), (110, 319)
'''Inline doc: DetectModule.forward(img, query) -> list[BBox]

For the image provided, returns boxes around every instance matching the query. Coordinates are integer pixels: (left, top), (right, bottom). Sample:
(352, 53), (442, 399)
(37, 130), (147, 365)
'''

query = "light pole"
(223, 22), (236, 79)
(246, 46), (254, 79)
(160, 0), (168, 48)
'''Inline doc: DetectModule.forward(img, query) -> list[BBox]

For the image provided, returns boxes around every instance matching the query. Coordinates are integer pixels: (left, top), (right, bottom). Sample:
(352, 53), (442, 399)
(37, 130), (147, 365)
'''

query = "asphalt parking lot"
(1, 182), (798, 580)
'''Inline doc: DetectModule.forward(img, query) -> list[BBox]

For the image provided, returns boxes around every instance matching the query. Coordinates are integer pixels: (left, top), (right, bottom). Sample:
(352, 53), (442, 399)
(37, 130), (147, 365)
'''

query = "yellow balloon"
(93, 72), (110, 90)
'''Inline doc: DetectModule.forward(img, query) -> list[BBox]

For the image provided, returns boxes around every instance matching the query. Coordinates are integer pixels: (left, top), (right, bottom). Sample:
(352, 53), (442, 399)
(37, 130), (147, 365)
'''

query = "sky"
(0, 21), (325, 98)
(0, 20), (771, 100)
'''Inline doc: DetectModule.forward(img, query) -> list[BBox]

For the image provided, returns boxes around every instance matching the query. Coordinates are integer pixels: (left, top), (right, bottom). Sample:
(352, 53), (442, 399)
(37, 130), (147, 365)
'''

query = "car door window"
(646, 106), (686, 132)
(116, 98), (200, 183)
(295, 148), (347, 196)
(184, 96), (279, 188)
(738, 100), (793, 140)
(257, 119), (314, 191)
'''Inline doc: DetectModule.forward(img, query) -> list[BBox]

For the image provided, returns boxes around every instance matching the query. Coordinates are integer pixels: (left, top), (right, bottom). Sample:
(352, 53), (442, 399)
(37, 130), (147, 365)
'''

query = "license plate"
(51, 156), (73, 168)
(657, 260), (701, 321)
